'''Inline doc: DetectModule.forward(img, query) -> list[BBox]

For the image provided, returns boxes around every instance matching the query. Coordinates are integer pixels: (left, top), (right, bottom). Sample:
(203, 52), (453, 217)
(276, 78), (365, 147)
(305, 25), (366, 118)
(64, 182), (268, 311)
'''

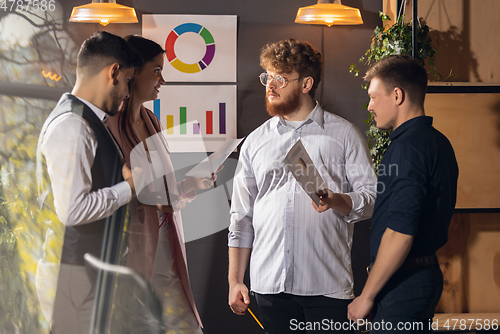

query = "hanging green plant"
(350, 11), (443, 171)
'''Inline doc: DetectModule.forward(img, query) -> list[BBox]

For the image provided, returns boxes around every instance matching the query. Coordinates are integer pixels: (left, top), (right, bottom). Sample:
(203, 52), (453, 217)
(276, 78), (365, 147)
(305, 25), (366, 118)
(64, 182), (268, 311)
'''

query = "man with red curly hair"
(228, 39), (377, 333)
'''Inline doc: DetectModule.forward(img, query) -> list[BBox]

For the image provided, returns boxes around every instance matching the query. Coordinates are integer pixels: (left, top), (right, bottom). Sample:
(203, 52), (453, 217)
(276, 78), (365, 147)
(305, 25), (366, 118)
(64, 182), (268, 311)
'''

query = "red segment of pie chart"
(165, 31), (178, 62)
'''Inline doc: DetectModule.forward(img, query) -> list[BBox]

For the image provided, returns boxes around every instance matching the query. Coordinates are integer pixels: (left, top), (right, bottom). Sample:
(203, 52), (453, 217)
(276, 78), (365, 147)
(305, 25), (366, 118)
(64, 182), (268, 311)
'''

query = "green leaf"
(349, 12), (442, 165)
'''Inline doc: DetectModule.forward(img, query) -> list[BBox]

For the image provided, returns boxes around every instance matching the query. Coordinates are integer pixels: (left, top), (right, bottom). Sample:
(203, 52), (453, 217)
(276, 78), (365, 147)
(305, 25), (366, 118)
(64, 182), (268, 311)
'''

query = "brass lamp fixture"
(295, 0), (363, 27)
(69, 0), (138, 26)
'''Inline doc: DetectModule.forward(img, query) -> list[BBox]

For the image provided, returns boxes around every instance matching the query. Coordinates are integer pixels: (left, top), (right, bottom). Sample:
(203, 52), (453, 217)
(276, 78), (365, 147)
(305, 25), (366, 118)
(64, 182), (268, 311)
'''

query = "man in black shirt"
(347, 55), (458, 333)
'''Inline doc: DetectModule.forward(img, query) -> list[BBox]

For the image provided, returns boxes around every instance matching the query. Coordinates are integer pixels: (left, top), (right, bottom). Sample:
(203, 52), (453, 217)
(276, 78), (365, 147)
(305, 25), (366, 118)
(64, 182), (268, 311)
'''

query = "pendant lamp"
(295, 0), (363, 27)
(69, 0), (138, 26)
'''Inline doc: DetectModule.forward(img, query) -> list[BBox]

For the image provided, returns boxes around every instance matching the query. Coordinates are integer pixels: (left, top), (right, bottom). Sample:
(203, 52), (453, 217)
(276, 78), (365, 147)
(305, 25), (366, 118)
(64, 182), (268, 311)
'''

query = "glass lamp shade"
(69, 0), (138, 26)
(295, 1), (363, 27)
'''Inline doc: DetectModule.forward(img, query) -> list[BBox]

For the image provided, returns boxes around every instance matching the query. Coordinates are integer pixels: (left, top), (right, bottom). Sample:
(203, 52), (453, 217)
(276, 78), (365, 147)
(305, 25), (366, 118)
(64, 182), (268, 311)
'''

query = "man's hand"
(311, 189), (334, 212)
(348, 295), (373, 323)
(311, 189), (353, 216)
(348, 229), (414, 323)
(122, 162), (135, 197)
(228, 282), (251, 315)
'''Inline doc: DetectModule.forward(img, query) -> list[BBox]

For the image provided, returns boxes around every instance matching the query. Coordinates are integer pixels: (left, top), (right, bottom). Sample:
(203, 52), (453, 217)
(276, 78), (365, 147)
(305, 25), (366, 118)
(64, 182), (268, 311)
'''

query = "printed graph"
(153, 103), (227, 136)
(143, 14), (237, 82)
(145, 85), (237, 152)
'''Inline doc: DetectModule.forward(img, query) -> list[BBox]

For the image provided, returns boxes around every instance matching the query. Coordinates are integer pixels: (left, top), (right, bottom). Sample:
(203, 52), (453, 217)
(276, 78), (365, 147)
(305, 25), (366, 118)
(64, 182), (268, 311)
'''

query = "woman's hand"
(184, 165), (224, 191)
(185, 175), (215, 190)
(156, 193), (189, 212)
(155, 204), (174, 213)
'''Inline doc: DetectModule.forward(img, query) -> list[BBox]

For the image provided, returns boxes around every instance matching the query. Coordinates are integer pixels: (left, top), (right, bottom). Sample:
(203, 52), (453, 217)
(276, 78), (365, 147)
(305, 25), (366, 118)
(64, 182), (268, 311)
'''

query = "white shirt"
(228, 104), (377, 299)
(284, 120), (303, 129)
(39, 96), (132, 226)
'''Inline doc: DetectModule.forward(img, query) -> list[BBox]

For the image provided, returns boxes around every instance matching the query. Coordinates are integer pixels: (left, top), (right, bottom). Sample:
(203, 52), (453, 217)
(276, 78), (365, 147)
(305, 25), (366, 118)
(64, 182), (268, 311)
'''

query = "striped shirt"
(228, 104), (377, 299)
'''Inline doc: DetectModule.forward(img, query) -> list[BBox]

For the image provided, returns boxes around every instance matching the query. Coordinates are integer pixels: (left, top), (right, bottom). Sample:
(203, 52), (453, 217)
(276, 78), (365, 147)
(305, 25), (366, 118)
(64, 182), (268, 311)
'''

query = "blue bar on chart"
(219, 103), (226, 134)
(153, 99), (161, 120)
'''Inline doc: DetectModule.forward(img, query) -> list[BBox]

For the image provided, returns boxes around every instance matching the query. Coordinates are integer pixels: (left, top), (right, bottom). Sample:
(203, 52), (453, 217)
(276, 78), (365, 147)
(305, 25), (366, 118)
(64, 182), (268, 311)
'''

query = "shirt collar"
(269, 101), (325, 131)
(74, 96), (108, 124)
(389, 115), (433, 141)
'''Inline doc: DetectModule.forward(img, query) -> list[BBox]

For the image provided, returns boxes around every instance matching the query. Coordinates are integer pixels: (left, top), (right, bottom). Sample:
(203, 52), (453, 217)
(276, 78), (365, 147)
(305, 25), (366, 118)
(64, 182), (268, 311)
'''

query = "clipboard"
(284, 139), (327, 205)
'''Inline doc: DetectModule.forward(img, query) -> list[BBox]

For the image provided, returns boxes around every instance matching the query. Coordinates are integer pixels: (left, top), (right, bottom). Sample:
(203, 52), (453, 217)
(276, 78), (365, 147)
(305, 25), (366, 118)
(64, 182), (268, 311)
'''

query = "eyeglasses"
(259, 73), (300, 89)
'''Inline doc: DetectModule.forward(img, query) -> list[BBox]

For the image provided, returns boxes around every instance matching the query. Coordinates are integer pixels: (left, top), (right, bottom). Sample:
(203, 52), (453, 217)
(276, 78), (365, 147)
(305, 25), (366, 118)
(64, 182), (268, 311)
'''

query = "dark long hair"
(124, 35), (166, 69)
(117, 35), (166, 146)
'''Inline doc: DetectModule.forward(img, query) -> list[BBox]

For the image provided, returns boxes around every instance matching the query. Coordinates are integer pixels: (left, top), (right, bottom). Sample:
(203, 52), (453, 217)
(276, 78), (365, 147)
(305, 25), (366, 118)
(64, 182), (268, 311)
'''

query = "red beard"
(266, 86), (301, 117)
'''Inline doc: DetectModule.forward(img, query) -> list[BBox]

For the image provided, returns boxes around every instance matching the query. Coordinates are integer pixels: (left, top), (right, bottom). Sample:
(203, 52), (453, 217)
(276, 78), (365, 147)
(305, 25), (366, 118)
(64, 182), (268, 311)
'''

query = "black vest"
(41, 93), (124, 265)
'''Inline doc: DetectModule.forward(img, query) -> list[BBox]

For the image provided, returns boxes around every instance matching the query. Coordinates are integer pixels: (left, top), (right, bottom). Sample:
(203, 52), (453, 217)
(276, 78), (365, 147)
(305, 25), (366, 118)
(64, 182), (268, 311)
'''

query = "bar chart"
(154, 101), (227, 136)
(146, 85), (237, 152)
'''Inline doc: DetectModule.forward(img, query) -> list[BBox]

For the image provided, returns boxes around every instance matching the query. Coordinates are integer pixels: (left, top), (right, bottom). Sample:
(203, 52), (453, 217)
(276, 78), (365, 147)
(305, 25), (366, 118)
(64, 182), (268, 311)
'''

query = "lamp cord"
(319, 25), (324, 106)
(398, 0), (421, 26)
(398, 0), (406, 19)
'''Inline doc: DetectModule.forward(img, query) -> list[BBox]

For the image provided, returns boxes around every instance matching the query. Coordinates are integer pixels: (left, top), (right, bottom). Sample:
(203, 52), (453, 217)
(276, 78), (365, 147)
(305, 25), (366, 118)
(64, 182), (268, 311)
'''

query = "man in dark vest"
(36, 31), (142, 334)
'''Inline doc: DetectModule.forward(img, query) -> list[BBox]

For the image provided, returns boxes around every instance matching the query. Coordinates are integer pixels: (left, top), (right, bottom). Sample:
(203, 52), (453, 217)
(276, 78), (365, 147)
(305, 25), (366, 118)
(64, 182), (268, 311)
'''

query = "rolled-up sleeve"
(228, 141), (257, 248)
(343, 126), (377, 223)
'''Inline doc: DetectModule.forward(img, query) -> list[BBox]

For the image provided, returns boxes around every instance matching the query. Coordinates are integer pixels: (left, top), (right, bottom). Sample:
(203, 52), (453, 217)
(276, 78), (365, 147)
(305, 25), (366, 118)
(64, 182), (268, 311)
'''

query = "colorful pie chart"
(165, 23), (216, 74)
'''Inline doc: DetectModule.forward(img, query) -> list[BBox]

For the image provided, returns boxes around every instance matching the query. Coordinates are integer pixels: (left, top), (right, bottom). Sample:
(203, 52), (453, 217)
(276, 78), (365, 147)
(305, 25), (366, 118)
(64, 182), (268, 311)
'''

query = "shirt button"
(287, 250), (290, 254)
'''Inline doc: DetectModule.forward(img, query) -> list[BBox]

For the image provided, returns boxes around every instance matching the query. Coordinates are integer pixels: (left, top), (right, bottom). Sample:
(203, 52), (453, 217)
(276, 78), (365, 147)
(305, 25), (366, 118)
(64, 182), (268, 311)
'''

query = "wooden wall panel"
(425, 93), (500, 209)
(467, 213), (500, 312)
(420, 0), (500, 83)
(437, 213), (500, 313)
(384, 0), (500, 83)
(436, 213), (470, 313)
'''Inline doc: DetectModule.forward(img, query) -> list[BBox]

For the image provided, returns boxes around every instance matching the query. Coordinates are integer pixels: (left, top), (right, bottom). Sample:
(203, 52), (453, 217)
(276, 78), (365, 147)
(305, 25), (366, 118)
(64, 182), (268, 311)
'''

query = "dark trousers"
(371, 264), (443, 333)
(255, 292), (354, 334)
